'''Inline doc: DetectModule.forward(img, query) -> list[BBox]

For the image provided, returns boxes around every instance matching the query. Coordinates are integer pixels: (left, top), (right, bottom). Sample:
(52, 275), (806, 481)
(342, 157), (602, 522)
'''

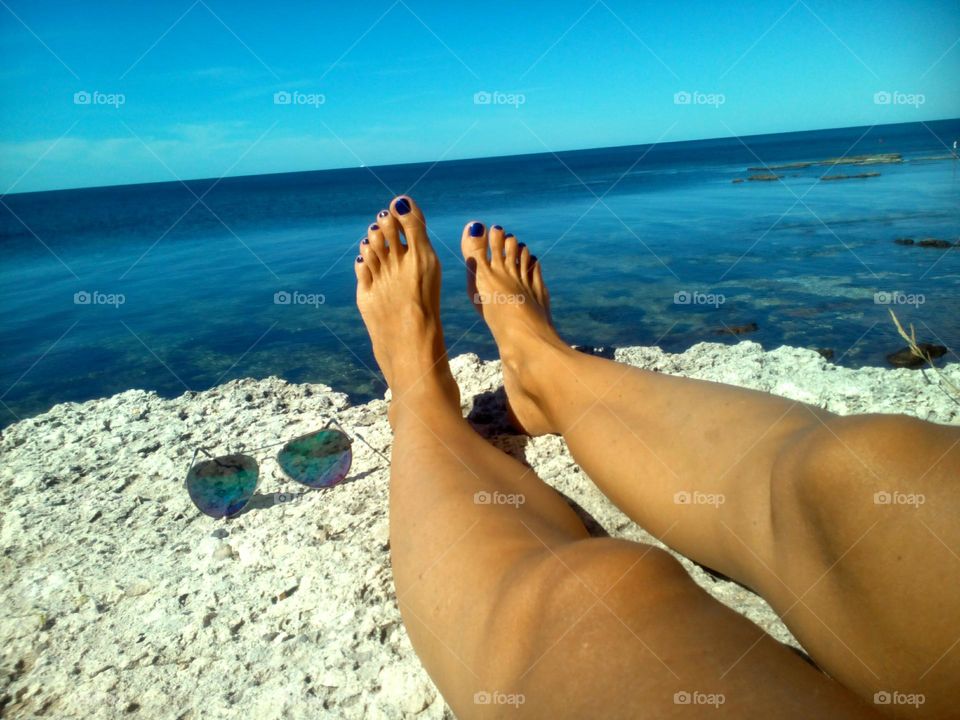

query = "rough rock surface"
(1, 341), (957, 719)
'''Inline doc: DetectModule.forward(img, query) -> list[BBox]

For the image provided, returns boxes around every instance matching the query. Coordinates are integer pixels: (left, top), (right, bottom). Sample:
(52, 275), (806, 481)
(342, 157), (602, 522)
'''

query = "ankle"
(504, 337), (576, 427)
(387, 371), (461, 428)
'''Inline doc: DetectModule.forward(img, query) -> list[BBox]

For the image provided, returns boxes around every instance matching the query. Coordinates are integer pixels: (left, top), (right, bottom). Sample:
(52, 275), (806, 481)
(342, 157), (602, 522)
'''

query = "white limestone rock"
(1, 344), (957, 718)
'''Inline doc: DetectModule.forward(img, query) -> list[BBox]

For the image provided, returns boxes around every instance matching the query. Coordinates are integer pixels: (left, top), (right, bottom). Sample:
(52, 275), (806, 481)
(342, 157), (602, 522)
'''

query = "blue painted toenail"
(493, 225), (503, 231)
(517, 242), (525, 249)
(370, 224), (379, 231)
(378, 210), (389, 218)
(469, 222), (484, 237)
(356, 255), (363, 263)
(530, 255), (538, 263)
(394, 198), (411, 215)
(362, 238), (370, 245)
(505, 233), (514, 239)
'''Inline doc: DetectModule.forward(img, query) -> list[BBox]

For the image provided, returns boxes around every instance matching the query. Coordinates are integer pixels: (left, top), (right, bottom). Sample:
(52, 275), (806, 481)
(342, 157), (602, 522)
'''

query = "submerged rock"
(820, 172), (880, 181)
(715, 322), (759, 336)
(894, 237), (957, 248)
(886, 344), (948, 368)
(917, 238), (954, 249)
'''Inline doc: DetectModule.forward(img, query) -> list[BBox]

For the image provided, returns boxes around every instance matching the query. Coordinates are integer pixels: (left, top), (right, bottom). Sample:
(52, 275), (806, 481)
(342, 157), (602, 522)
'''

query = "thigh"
(459, 538), (875, 719)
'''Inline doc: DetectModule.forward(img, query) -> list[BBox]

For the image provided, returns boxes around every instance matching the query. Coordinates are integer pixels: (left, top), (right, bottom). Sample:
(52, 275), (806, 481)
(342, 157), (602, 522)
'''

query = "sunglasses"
(184, 418), (377, 518)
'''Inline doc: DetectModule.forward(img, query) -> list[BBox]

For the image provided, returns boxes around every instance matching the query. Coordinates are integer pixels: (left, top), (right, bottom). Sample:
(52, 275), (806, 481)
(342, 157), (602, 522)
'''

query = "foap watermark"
(274, 290), (325, 308)
(873, 291), (924, 307)
(474, 490), (525, 508)
(674, 290), (725, 308)
(473, 291), (526, 305)
(674, 491), (725, 508)
(873, 91), (925, 108)
(874, 691), (925, 708)
(74, 90), (125, 108)
(674, 691), (726, 708)
(874, 491), (925, 508)
(474, 90), (526, 108)
(74, 290), (125, 308)
(273, 90), (326, 108)
(473, 691), (525, 708)
(674, 90), (725, 107)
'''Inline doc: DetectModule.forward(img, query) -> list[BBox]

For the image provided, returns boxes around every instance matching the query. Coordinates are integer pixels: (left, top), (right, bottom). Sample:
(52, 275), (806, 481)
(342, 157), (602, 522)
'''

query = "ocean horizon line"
(6, 116), (958, 198)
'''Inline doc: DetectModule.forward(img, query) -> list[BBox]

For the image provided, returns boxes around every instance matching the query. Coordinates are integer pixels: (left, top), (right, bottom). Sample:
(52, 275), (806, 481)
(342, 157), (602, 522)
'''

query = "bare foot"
(355, 196), (460, 425)
(460, 222), (569, 435)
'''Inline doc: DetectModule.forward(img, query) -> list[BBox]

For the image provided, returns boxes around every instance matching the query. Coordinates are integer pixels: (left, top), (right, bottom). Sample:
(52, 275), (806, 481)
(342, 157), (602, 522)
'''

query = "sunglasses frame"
(184, 417), (386, 518)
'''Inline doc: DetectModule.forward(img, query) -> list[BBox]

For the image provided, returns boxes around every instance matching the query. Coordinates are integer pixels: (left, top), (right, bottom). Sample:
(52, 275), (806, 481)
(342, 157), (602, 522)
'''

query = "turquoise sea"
(1, 119), (958, 426)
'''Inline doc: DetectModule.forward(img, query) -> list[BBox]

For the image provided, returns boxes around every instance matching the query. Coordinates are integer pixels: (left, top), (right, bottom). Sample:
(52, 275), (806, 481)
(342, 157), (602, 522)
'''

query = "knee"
(770, 413), (950, 540)
(504, 539), (694, 627)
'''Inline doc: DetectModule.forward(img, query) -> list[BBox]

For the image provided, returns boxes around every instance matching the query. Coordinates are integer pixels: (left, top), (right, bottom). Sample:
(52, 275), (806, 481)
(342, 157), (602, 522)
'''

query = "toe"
(518, 242), (531, 278)
(531, 260), (552, 317)
(390, 195), (431, 255)
(360, 240), (380, 273)
(461, 221), (487, 312)
(503, 232), (519, 272)
(376, 209), (405, 256)
(354, 254), (372, 289)
(489, 225), (506, 261)
(460, 220), (488, 263)
(367, 225), (389, 265)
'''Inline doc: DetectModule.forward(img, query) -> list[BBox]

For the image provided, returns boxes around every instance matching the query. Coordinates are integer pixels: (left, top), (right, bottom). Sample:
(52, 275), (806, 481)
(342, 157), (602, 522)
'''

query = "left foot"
(354, 196), (460, 424)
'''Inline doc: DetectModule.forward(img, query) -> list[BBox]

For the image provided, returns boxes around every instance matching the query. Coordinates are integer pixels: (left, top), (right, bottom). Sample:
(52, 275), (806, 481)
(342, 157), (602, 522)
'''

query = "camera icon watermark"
(873, 90), (925, 108)
(674, 290), (725, 308)
(474, 490), (525, 508)
(74, 90), (125, 108)
(873, 291), (924, 307)
(874, 691), (925, 707)
(273, 491), (304, 506)
(674, 90), (725, 107)
(674, 690), (726, 707)
(473, 291), (526, 305)
(473, 90), (526, 108)
(873, 491), (925, 508)
(74, 290), (125, 308)
(273, 90), (326, 108)
(473, 690), (525, 707)
(674, 491), (725, 507)
(274, 290), (325, 308)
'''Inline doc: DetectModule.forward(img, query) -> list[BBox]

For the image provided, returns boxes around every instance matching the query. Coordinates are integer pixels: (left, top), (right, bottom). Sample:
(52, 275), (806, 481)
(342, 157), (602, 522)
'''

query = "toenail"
(377, 210), (388, 218)
(370, 224), (379, 231)
(517, 242), (525, 249)
(505, 233), (514, 239)
(469, 222), (484, 237)
(394, 198), (411, 215)
(356, 255), (363, 263)
(361, 238), (370, 245)
(530, 255), (538, 263)
(493, 225), (503, 231)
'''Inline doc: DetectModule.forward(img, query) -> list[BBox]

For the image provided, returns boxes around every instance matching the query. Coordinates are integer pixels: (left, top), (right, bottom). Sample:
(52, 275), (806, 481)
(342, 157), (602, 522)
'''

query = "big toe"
(460, 221), (487, 263)
(461, 221), (487, 312)
(390, 195), (431, 255)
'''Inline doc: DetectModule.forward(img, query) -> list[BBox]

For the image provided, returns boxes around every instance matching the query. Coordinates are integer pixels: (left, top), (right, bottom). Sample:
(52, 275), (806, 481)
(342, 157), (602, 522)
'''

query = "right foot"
(460, 222), (569, 435)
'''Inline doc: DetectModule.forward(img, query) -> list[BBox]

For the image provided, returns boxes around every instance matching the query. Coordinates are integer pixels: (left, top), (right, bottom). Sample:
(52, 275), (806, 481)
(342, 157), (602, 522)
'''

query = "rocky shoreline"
(2, 342), (958, 719)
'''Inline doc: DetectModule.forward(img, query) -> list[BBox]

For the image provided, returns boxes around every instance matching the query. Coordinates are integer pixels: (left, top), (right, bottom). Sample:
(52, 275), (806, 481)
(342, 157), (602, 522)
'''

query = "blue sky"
(1, 0), (958, 193)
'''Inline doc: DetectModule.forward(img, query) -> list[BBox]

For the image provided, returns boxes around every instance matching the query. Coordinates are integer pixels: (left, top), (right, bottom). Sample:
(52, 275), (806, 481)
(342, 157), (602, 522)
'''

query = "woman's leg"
(354, 197), (874, 718)
(462, 219), (960, 717)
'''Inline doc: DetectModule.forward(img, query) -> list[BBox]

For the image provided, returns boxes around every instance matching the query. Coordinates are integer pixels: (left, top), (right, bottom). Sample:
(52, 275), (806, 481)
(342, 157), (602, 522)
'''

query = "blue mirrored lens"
(186, 454), (259, 518)
(278, 429), (352, 488)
